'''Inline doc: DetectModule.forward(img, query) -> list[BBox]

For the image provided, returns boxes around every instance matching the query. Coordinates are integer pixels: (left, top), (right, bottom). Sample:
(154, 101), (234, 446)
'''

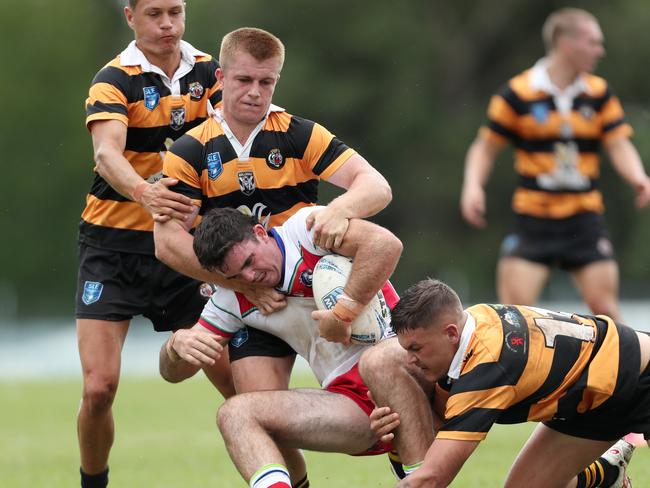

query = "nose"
(406, 352), (418, 366)
(159, 13), (173, 29)
(242, 269), (256, 283)
(247, 82), (261, 98)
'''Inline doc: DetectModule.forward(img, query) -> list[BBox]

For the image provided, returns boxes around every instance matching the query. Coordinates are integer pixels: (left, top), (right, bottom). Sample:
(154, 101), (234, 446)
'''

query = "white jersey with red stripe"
(198, 206), (398, 387)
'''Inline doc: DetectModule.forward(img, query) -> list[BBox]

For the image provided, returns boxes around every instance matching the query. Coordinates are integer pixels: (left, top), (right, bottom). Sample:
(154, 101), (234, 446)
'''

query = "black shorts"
(499, 213), (615, 270)
(544, 341), (650, 441)
(228, 325), (295, 361)
(75, 244), (209, 332)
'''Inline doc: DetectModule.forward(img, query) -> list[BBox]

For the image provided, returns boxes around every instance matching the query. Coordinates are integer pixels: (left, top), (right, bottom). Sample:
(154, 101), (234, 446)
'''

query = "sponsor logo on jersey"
(143, 86), (160, 111)
(199, 283), (217, 298)
(530, 102), (549, 123)
(188, 81), (204, 100)
(579, 105), (595, 120)
(82, 281), (104, 305)
(266, 148), (285, 169)
(170, 107), (186, 131)
(505, 330), (527, 354)
(238, 171), (256, 196)
(207, 152), (223, 180)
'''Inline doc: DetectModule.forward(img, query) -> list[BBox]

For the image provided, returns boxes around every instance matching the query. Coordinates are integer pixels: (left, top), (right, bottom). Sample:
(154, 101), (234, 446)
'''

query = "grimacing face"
(218, 50), (282, 131)
(219, 226), (283, 287)
(397, 322), (459, 383)
(125, 0), (186, 62)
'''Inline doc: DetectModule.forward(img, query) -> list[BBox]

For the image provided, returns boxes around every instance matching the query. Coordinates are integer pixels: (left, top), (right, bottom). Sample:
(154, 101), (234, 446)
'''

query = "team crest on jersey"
(579, 104), (595, 120)
(530, 102), (549, 123)
(322, 286), (344, 310)
(188, 81), (204, 100)
(299, 269), (313, 288)
(505, 330), (527, 354)
(266, 148), (285, 169)
(207, 152), (223, 180)
(143, 86), (160, 111)
(199, 283), (217, 298)
(82, 281), (104, 305)
(170, 107), (186, 131)
(238, 171), (256, 195)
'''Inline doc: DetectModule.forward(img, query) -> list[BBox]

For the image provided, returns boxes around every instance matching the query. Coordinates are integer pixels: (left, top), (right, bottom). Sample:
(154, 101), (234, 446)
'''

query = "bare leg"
(77, 318), (129, 474)
(231, 355), (306, 484)
(217, 389), (374, 481)
(505, 423), (614, 488)
(571, 260), (620, 320)
(497, 257), (550, 305)
(358, 337), (434, 465)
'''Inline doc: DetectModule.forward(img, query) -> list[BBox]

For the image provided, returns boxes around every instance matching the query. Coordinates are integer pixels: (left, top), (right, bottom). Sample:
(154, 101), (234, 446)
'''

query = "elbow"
(93, 147), (112, 179)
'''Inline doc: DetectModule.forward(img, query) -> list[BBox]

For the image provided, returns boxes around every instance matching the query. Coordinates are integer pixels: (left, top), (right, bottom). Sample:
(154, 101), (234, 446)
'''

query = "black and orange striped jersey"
(80, 40), (221, 254)
(436, 304), (640, 442)
(163, 106), (356, 227)
(480, 61), (633, 219)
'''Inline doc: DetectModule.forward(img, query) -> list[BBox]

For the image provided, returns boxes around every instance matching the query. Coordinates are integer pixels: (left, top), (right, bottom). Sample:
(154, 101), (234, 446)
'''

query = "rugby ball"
(312, 254), (391, 345)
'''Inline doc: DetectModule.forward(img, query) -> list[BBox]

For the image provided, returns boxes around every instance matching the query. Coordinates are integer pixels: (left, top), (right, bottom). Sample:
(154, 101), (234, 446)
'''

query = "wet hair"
(219, 27), (285, 72)
(542, 8), (598, 52)
(391, 278), (463, 334)
(192, 208), (259, 272)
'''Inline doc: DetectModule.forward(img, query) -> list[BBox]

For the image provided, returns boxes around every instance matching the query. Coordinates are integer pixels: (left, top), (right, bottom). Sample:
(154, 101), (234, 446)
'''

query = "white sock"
(250, 464), (291, 488)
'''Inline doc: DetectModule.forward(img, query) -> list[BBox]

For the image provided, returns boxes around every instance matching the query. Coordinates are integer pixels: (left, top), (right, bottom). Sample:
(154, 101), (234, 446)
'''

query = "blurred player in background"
(76, 1), (225, 487)
(460, 7), (650, 320)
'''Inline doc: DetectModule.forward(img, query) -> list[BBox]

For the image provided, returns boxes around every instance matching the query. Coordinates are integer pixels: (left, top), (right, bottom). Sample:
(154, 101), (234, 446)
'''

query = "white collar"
(447, 311), (476, 380)
(119, 39), (207, 75)
(209, 104), (285, 158)
(529, 57), (591, 97)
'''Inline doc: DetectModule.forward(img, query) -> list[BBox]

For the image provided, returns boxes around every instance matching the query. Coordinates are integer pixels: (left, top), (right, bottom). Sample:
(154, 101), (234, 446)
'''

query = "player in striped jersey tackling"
(361, 278), (649, 487)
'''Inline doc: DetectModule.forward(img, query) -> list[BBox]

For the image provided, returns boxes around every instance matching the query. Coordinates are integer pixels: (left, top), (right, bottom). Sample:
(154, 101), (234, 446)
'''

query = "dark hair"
(193, 208), (259, 272)
(391, 279), (463, 334)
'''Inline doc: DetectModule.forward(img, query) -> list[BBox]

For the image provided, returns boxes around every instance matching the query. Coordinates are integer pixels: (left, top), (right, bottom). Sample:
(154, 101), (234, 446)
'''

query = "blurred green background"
(2, 0), (650, 320)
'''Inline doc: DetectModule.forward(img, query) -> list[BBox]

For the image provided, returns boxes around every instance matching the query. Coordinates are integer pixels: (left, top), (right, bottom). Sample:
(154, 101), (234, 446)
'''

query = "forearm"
(462, 138), (498, 190)
(159, 337), (201, 383)
(607, 137), (648, 187)
(95, 146), (148, 201)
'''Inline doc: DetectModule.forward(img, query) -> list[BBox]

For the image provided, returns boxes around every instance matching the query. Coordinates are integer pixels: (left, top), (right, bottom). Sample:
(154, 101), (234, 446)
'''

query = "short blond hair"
(542, 8), (599, 52)
(219, 27), (285, 72)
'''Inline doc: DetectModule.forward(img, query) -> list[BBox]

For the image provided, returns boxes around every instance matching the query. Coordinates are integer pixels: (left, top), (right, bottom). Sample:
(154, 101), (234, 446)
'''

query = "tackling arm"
(307, 154), (392, 249)
(89, 119), (194, 220)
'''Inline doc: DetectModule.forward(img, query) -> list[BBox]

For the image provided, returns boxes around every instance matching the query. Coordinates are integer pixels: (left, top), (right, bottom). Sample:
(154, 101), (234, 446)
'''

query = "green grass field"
(1, 373), (647, 487)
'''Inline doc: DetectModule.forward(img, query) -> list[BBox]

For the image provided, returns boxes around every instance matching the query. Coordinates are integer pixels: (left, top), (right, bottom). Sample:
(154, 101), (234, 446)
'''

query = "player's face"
(565, 19), (605, 73)
(219, 229), (283, 287)
(398, 323), (457, 383)
(218, 51), (281, 132)
(125, 0), (185, 61)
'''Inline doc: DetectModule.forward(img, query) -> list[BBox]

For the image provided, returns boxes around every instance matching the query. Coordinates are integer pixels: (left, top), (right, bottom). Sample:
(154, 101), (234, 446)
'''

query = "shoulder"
(583, 73), (610, 98)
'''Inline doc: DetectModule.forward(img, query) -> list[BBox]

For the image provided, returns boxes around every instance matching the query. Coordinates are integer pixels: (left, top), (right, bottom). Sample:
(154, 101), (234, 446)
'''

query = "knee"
(358, 340), (405, 385)
(217, 395), (252, 436)
(82, 375), (119, 414)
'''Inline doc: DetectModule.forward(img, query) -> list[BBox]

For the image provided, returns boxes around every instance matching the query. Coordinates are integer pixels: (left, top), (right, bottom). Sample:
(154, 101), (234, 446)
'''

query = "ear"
(124, 7), (135, 29)
(443, 323), (461, 345)
(216, 67), (224, 83)
(253, 224), (268, 240)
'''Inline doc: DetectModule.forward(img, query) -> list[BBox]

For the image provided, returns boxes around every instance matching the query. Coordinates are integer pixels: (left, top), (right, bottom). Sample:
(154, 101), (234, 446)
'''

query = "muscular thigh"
(238, 389), (376, 454)
(232, 355), (295, 393)
(505, 423), (613, 488)
(77, 318), (129, 381)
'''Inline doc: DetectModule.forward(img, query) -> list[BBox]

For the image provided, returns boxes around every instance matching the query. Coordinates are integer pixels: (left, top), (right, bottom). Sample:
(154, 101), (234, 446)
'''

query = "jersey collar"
(447, 311), (476, 380)
(268, 228), (287, 290)
(529, 57), (591, 114)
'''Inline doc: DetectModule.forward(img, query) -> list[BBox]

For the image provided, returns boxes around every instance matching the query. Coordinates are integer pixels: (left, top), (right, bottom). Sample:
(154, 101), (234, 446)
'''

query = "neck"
(545, 53), (580, 90)
(223, 112), (263, 146)
(138, 43), (182, 79)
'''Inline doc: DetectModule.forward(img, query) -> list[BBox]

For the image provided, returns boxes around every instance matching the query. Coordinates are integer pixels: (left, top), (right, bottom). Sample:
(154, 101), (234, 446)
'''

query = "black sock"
(292, 474), (309, 488)
(80, 467), (109, 488)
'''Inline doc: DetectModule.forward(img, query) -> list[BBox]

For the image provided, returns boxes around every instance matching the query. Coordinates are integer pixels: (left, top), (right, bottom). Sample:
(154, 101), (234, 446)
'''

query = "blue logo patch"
(230, 328), (249, 348)
(143, 86), (160, 111)
(207, 152), (223, 180)
(322, 286), (344, 310)
(530, 102), (549, 123)
(82, 281), (103, 305)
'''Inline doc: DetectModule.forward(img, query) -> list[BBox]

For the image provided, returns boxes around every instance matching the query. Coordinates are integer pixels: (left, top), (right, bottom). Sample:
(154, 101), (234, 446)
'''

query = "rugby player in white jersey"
(159, 206), (404, 488)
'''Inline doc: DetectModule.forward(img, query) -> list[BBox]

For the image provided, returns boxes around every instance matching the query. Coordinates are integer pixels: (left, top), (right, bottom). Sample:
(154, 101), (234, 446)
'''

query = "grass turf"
(1, 373), (647, 487)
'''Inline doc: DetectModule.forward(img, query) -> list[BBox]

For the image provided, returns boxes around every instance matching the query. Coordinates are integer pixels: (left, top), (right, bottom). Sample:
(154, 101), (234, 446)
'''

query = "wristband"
(165, 331), (181, 362)
(132, 181), (150, 202)
(332, 297), (362, 323)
